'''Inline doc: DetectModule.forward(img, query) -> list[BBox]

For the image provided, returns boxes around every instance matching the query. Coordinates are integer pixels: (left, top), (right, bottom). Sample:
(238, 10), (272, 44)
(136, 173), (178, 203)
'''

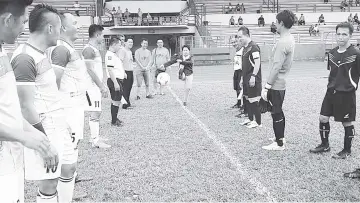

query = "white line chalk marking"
(168, 86), (277, 202)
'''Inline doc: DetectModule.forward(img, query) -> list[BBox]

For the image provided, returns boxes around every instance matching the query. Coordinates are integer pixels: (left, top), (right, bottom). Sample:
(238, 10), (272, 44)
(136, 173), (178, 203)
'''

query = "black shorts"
(320, 89), (356, 122)
(107, 78), (124, 101)
(268, 89), (286, 114)
(233, 69), (242, 90)
(243, 82), (262, 100)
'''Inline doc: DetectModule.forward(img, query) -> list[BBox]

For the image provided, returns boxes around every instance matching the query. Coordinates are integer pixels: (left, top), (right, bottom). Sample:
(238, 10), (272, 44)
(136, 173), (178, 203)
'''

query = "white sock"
(57, 173), (76, 203)
(36, 189), (58, 203)
(89, 117), (99, 144)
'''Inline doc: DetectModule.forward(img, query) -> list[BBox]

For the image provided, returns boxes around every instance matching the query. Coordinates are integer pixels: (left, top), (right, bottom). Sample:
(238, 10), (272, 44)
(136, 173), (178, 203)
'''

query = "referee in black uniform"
(310, 22), (360, 160)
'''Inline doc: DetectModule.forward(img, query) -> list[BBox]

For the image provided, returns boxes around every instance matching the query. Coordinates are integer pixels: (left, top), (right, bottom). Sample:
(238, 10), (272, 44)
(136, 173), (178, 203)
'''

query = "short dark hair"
(276, 10), (295, 29)
(109, 36), (120, 46)
(141, 38), (148, 43)
(336, 22), (354, 35)
(238, 26), (250, 36)
(29, 4), (59, 33)
(88, 24), (104, 38)
(182, 45), (190, 51)
(0, 0), (33, 17)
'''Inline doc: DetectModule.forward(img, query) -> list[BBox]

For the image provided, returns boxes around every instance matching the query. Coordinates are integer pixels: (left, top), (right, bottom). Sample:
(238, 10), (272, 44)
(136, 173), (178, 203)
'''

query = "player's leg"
(332, 91), (355, 159)
(262, 89), (286, 150)
(136, 71), (143, 100)
(310, 90), (333, 153)
(232, 70), (241, 108)
(111, 78), (123, 127)
(127, 71), (134, 105)
(183, 74), (193, 106)
(144, 70), (152, 98)
(0, 171), (22, 203)
(247, 82), (262, 128)
(152, 69), (158, 95)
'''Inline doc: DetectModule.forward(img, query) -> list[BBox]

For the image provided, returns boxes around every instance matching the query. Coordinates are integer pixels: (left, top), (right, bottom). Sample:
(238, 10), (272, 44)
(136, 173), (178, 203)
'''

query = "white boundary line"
(167, 86), (277, 203)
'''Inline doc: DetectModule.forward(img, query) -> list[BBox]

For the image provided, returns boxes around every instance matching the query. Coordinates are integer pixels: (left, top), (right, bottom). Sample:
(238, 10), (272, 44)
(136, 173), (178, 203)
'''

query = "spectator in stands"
(238, 16), (243, 25)
(348, 13), (354, 22)
(356, 0), (360, 6)
(117, 6), (123, 26)
(74, 1), (80, 17)
(137, 8), (143, 26)
(299, 14), (305, 25)
(349, 0), (353, 6)
(270, 22), (277, 33)
(354, 13), (359, 24)
(226, 3), (233, 14)
(147, 13), (152, 26)
(294, 14), (298, 25)
(258, 15), (265, 26)
(309, 24), (319, 36)
(318, 14), (326, 25)
(111, 7), (117, 25)
(324, 0), (329, 4)
(236, 3), (241, 13)
(124, 8), (130, 24)
(229, 16), (235, 26)
(341, 0), (348, 11)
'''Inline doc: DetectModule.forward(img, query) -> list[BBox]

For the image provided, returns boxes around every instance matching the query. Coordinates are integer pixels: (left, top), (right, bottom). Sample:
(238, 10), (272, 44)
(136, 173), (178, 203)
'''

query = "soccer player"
(261, 10), (295, 150)
(11, 4), (76, 202)
(0, 1), (59, 202)
(117, 37), (134, 109)
(105, 36), (126, 127)
(151, 39), (170, 95)
(83, 24), (110, 148)
(231, 37), (244, 109)
(310, 22), (360, 159)
(135, 38), (153, 99)
(236, 26), (262, 129)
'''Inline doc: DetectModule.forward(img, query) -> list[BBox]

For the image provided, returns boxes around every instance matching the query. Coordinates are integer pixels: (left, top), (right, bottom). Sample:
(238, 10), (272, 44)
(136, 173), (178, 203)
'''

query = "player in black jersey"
(310, 22), (360, 159)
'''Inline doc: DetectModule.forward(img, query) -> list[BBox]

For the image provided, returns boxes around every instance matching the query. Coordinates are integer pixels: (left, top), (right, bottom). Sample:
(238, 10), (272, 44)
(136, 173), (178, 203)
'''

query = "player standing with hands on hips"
(261, 10), (296, 151)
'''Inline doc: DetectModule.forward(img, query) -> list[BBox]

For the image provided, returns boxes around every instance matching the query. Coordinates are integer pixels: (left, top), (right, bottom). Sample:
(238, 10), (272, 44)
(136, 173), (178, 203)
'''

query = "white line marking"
(168, 86), (277, 202)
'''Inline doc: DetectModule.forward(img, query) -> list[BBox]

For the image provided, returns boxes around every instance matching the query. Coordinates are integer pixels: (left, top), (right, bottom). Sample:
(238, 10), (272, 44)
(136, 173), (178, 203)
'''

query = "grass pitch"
(25, 61), (360, 202)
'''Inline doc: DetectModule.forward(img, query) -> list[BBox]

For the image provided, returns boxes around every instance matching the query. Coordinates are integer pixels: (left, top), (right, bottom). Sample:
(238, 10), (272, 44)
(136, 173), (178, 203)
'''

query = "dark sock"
(251, 101), (261, 125)
(236, 90), (241, 107)
(247, 100), (254, 121)
(111, 104), (119, 123)
(344, 125), (354, 152)
(272, 112), (285, 146)
(319, 122), (330, 145)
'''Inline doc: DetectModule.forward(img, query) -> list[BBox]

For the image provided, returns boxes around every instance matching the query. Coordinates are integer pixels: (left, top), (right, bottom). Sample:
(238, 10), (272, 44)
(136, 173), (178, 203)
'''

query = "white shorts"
(85, 87), (102, 112)
(185, 74), (193, 89)
(63, 93), (85, 140)
(24, 109), (75, 180)
(0, 167), (24, 203)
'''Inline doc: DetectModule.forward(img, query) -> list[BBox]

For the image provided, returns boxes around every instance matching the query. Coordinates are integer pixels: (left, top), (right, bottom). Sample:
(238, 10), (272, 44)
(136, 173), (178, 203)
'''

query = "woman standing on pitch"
(164, 45), (194, 106)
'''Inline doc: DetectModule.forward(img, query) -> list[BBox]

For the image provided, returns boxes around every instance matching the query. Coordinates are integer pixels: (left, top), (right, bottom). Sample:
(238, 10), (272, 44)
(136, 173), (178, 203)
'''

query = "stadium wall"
(206, 12), (356, 25)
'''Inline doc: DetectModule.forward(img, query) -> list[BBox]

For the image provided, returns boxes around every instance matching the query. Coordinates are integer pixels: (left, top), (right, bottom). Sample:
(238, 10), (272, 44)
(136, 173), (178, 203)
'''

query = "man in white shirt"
(105, 37), (126, 127)
(135, 38), (153, 99)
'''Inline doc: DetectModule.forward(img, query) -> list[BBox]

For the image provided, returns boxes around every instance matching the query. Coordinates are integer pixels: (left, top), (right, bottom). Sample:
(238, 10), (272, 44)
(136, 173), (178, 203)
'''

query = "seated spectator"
(354, 13), (359, 24)
(229, 16), (235, 26)
(236, 3), (241, 13)
(226, 3), (233, 14)
(356, 0), (360, 6)
(350, 0), (353, 6)
(137, 8), (143, 26)
(270, 22), (277, 33)
(238, 16), (243, 25)
(341, 0), (349, 11)
(299, 14), (305, 25)
(318, 14), (325, 25)
(324, 0), (329, 3)
(241, 3), (246, 13)
(73, 1), (80, 17)
(258, 15), (265, 26)
(309, 24), (319, 36)
(294, 14), (298, 25)
(348, 13), (354, 22)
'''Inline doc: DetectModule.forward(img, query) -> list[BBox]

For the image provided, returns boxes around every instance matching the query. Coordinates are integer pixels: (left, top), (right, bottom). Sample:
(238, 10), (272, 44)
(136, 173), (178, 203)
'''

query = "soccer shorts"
(24, 109), (73, 180)
(233, 69), (242, 90)
(85, 87), (102, 112)
(63, 92), (85, 141)
(107, 78), (123, 101)
(320, 89), (356, 122)
(136, 70), (150, 87)
(184, 74), (193, 89)
(268, 89), (286, 114)
(243, 82), (262, 103)
(0, 167), (24, 203)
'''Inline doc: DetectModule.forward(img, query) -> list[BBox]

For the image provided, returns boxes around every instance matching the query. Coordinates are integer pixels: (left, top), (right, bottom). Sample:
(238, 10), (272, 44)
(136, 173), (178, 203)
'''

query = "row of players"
(229, 10), (360, 178)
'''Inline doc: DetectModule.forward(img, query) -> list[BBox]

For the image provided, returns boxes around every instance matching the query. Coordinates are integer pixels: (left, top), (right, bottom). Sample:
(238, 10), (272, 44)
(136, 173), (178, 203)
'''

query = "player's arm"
(266, 42), (287, 86)
(83, 47), (106, 90)
(163, 56), (177, 68)
(179, 57), (194, 67)
(251, 49), (261, 75)
(50, 46), (70, 88)
(166, 49), (170, 61)
(134, 50), (144, 69)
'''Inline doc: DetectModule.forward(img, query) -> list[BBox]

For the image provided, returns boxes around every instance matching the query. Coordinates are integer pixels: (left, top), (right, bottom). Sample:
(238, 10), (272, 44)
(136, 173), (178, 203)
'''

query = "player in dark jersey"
(261, 10), (296, 151)
(310, 22), (360, 160)
(236, 26), (262, 128)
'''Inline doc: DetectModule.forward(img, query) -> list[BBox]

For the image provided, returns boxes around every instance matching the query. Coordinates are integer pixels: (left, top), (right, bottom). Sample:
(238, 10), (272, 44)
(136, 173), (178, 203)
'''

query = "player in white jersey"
(11, 4), (75, 202)
(47, 13), (91, 201)
(82, 24), (110, 148)
(0, 1), (58, 202)
(105, 36), (126, 127)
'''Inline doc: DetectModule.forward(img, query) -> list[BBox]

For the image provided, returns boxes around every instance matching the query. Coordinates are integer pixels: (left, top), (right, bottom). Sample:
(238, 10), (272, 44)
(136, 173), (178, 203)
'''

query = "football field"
(26, 61), (360, 202)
